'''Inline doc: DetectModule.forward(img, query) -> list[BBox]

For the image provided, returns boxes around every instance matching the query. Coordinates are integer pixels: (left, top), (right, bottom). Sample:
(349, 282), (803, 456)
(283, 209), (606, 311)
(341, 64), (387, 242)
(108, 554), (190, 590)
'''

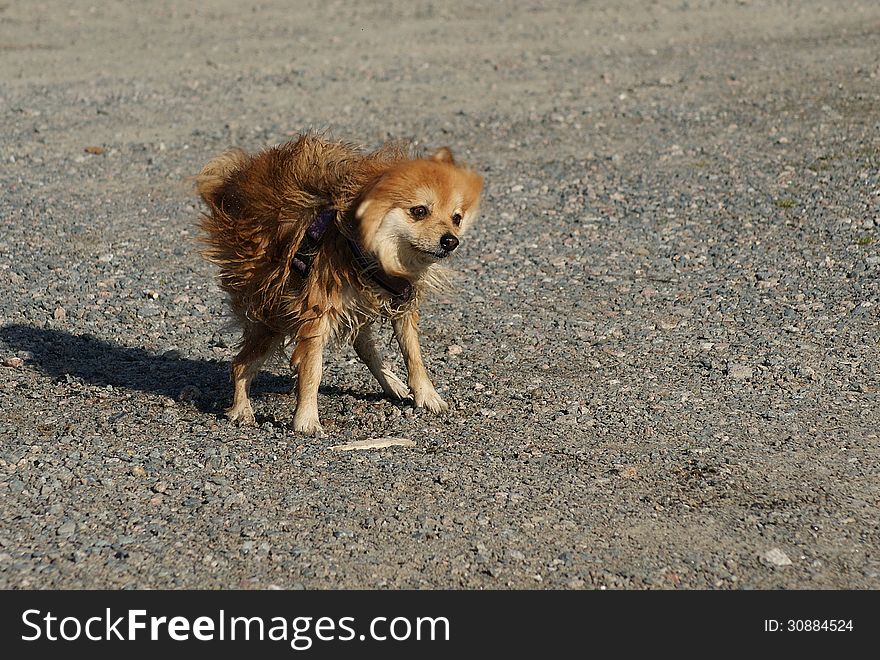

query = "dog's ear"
(430, 146), (455, 165)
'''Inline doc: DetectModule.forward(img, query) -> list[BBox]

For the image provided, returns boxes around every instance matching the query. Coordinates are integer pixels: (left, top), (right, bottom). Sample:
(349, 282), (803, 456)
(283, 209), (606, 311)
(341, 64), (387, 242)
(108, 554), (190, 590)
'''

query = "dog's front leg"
(354, 323), (410, 400)
(290, 320), (328, 435)
(392, 310), (448, 413)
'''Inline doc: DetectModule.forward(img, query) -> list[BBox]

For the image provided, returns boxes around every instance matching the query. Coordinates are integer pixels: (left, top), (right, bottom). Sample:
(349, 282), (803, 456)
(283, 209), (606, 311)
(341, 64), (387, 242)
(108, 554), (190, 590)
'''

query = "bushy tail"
(194, 148), (249, 208)
(195, 148), (255, 284)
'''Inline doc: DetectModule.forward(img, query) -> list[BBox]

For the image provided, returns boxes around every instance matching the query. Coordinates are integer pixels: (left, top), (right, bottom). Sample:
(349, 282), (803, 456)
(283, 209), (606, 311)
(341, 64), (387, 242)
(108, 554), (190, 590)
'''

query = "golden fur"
(195, 133), (483, 434)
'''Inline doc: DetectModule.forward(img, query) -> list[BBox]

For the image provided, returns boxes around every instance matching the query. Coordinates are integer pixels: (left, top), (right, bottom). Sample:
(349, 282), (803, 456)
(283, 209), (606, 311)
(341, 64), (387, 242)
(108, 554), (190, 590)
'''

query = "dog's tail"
(194, 148), (249, 209)
(195, 149), (255, 281)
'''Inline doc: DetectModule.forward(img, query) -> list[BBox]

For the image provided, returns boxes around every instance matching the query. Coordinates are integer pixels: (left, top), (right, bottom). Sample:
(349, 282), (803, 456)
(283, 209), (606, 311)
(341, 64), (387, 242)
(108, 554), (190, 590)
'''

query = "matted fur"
(196, 133), (483, 434)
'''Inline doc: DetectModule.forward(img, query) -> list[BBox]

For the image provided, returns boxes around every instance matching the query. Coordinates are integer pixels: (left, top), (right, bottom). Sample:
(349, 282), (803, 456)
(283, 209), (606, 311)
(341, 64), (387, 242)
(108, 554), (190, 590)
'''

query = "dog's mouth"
(413, 246), (451, 260)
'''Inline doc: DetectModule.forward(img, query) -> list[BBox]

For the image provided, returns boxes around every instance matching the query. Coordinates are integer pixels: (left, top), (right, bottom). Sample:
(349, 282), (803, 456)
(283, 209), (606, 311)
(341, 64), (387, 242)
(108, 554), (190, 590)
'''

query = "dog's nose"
(440, 233), (459, 252)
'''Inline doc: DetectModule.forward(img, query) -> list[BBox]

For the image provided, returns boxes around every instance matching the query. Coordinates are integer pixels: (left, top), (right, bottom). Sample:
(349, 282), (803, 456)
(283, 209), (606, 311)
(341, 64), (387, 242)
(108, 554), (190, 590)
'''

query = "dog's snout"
(440, 233), (459, 252)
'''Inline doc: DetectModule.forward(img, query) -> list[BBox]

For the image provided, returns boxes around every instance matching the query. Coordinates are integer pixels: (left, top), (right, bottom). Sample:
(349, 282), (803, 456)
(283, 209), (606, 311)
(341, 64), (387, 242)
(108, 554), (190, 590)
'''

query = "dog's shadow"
(0, 324), (271, 414)
(0, 324), (385, 417)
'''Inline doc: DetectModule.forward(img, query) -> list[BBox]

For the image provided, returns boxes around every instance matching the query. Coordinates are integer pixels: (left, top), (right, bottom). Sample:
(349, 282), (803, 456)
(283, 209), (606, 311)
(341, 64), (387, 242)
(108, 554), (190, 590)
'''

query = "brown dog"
(195, 134), (483, 434)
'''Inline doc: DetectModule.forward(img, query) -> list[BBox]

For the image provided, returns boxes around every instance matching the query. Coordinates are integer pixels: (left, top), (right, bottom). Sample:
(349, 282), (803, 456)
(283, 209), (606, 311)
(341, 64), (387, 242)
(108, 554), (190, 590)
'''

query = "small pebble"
(762, 548), (793, 567)
(224, 492), (247, 507)
(56, 522), (76, 537)
(727, 363), (753, 380)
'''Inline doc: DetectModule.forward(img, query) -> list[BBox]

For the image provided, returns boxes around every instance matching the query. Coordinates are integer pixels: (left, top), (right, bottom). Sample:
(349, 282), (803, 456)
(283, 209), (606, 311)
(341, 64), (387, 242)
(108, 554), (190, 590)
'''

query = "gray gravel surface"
(1, 0), (878, 589)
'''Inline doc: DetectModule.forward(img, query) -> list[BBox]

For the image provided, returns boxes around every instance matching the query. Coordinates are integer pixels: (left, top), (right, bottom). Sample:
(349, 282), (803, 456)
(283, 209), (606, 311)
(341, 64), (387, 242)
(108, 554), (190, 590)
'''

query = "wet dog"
(195, 134), (483, 434)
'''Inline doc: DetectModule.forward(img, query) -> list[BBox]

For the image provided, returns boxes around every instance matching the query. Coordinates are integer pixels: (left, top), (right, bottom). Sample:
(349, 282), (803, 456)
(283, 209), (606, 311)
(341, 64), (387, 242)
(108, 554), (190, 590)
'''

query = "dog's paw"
(382, 372), (411, 400)
(413, 388), (449, 413)
(293, 412), (324, 436)
(226, 402), (255, 425)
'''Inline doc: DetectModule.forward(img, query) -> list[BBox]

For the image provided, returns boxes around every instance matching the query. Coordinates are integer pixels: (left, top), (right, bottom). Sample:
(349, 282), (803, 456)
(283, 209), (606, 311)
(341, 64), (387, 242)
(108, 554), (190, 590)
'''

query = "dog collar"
(292, 208), (413, 306)
(291, 207), (336, 276)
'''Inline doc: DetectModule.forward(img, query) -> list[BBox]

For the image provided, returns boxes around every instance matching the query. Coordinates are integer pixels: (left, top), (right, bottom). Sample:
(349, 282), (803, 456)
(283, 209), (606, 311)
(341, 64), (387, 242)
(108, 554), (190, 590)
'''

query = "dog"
(195, 134), (484, 434)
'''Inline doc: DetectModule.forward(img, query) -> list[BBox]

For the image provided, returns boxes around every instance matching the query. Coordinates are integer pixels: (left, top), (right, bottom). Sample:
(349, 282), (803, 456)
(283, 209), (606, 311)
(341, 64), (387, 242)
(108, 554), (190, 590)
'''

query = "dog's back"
(196, 136), (356, 280)
(195, 134), (406, 319)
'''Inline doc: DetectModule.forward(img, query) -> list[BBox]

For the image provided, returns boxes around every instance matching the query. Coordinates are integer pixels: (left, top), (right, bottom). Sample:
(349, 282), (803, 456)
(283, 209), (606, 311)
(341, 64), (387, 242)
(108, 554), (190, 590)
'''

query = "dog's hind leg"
(392, 310), (449, 413)
(290, 317), (330, 435)
(228, 322), (281, 424)
(354, 323), (409, 400)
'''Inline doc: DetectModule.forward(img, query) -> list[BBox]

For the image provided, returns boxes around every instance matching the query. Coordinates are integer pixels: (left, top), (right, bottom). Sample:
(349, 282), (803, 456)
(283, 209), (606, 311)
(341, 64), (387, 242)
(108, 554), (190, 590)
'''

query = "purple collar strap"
(292, 208), (413, 306)
(291, 207), (336, 276)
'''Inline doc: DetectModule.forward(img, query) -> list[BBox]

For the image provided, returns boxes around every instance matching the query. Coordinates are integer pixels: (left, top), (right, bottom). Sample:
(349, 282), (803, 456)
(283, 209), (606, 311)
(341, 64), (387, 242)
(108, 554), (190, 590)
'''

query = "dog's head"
(354, 148), (484, 279)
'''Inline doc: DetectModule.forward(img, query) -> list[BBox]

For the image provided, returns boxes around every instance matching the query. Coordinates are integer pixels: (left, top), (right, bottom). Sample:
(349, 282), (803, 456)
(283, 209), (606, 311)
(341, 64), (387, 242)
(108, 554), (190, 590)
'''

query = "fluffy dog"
(195, 134), (483, 434)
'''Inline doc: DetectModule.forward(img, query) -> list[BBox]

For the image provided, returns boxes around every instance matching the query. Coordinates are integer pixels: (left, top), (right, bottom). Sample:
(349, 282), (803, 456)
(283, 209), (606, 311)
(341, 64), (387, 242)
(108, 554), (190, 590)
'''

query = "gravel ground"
(1, 0), (878, 589)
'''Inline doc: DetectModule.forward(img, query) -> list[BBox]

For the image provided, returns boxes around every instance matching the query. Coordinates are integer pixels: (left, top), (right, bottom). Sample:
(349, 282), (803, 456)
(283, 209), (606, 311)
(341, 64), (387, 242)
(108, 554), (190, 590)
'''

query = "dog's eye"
(452, 212), (462, 226)
(409, 205), (429, 219)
